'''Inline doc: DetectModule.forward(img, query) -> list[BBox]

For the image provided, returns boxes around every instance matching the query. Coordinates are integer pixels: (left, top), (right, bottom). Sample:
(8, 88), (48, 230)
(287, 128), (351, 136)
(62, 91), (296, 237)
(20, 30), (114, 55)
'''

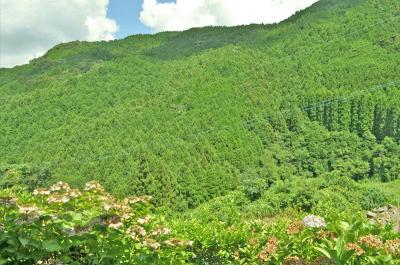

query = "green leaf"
(6, 237), (19, 246)
(18, 237), (30, 247)
(71, 212), (83, 222)
(340, 221), (350, 232)
(42, 239), (62, 252)
(341, 250), (355, 264)
(134, 243), (143, 249)
(314, 246), (332, 259)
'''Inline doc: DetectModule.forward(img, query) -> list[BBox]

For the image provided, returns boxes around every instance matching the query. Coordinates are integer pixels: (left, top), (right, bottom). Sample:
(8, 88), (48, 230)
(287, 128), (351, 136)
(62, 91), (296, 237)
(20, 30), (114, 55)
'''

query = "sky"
(0, 0), (318, 68)
(107, 0), (151, 38)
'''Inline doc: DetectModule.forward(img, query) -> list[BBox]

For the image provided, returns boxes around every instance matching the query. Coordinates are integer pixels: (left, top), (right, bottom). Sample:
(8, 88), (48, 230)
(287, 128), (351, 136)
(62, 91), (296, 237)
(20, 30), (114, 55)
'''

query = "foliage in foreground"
(1, 0), (400, 209)
(1, 181), (399, 264)
(173, 213), (399, 264)
(0, 181), (193, 264)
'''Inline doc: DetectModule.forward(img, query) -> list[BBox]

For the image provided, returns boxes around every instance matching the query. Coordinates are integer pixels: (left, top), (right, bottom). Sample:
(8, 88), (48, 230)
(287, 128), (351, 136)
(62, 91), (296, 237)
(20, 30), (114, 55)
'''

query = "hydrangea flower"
(0, 196), (17, 207)
(302, 215), (326, 228)
(123, 195), (152, 205)
(68, 189), (82, 199)
(108, 222), (123, 230)
(283, 256), (305, 265)
(18, 205), (42, 216)
(143, 238), (161, 250)
(286, 221), (304, 234)
(151, 226), (172, 236)
(358, 235), (383, 249)
(32, 188), (51, 196)
(49, 181), (70, 192)
(164, 238), (193, 247)
(137, 216), (151, 225)
(47, 195), (70, 204)
(127, 225), (147, 239)
(313, 256), (334, 264)
(345, 243), (364, 256)
(84, 181), (105, 193)
(258, 237), (278, 262)
(384, 239), (400, 256)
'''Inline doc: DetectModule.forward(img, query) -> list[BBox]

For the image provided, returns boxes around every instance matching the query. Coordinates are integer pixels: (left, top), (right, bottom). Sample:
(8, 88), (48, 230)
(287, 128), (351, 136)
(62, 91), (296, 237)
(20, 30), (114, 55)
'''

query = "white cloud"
(0, 0), (118, 68)
(140, 0), (319, 32)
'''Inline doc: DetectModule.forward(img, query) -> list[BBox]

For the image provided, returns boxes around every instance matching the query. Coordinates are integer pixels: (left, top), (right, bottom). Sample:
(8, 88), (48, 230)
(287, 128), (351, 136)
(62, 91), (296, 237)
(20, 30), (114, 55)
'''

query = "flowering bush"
(172, 214), (399, 264)
(1, 180), (399, 264)
(0, 181), (193, 264)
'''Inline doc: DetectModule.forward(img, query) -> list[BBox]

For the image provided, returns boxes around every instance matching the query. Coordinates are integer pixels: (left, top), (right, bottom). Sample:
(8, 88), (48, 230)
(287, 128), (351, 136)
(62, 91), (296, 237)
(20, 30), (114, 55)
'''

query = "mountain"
(1, 0), (399, 211)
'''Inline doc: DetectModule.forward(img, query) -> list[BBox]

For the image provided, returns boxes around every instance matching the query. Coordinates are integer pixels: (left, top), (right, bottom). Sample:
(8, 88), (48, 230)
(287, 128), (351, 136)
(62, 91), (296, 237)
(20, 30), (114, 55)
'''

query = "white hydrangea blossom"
(303, 215), (326, 228)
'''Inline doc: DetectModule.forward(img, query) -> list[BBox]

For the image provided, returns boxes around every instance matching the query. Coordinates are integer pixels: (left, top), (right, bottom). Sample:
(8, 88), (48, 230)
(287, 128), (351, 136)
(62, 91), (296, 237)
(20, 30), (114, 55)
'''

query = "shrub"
(360, 188), (389, 210)
(243, 178), (268, 202)
(0, 181), (193, 264)
(0, 164), (51, 191)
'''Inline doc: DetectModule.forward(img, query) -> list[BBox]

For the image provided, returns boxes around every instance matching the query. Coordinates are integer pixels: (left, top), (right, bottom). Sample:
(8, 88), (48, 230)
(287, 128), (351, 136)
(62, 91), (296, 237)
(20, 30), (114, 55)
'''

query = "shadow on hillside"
(145, 25), (265, 60)
(144, 0), (363, 61)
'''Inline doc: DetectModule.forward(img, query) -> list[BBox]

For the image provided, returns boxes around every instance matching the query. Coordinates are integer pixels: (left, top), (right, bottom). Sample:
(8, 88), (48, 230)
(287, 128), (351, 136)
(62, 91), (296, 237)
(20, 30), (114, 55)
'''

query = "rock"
(366, 205), (400, 233)
(366, 211), (377, 218)
(374, 206), (388, 213)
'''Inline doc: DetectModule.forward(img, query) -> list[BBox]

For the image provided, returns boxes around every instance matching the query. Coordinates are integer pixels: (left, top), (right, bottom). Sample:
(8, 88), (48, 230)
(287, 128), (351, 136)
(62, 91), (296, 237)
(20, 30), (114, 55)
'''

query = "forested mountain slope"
(1, 0), (400, 210)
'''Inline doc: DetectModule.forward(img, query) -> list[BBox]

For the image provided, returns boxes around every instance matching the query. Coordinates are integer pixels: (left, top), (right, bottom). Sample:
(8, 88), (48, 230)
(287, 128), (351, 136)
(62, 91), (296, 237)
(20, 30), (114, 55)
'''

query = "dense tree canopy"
(0, 0), (399, 210)
(1, 0), (400, 264)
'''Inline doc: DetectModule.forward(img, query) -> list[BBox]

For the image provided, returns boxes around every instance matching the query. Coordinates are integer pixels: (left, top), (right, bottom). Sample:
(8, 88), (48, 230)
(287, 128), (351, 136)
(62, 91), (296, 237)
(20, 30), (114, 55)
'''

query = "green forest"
(0, 0), (399, 264)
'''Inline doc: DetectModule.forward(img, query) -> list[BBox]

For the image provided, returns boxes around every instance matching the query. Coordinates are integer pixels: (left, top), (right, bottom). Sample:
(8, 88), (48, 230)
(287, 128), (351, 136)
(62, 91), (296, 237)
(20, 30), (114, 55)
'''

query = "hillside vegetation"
(1, 0), (400, 208)
(0, 0), (400, 263)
